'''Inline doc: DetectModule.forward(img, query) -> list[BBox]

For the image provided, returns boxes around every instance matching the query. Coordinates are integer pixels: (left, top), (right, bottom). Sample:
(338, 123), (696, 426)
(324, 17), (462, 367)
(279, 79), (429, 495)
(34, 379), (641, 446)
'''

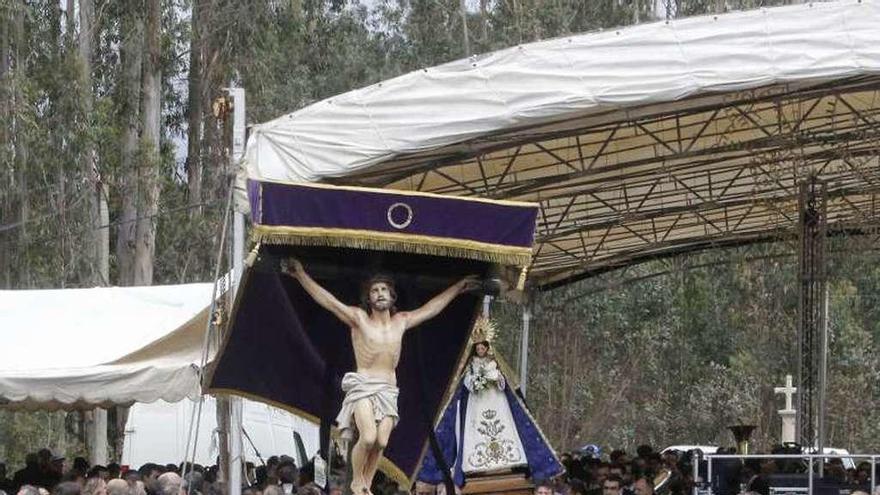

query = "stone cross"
(775, 374), (797, 412)
(774, 374), (797, 443)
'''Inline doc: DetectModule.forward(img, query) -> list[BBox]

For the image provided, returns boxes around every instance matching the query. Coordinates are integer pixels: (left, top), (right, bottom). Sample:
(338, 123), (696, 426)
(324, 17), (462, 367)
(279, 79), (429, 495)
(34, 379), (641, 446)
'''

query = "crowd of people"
(539, 444), (878, 495)
(1, 444), (877, 495)
(0, 449), (346, 495)
(415, 443), (878, 495)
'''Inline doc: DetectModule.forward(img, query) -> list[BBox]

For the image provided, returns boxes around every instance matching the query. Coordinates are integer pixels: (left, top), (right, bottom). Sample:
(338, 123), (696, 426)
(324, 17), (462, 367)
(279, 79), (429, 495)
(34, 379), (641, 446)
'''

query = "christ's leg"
(364, 416), (395, 490)
(351, 399), (378, 495)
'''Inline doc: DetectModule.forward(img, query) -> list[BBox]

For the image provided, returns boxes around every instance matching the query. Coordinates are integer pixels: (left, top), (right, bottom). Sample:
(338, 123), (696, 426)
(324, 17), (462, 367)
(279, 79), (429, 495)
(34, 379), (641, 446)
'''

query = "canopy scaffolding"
(241, 0), (880, 289)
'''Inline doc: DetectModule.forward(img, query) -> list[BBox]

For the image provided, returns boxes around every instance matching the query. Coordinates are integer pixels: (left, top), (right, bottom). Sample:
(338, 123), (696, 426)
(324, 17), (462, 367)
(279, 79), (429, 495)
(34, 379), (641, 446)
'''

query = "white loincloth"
(335, 372), (400, 442)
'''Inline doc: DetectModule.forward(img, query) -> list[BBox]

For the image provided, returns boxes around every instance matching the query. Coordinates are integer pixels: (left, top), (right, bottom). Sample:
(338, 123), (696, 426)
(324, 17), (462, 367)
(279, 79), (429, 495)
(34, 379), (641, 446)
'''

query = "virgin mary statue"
(418, 317), (562, 487)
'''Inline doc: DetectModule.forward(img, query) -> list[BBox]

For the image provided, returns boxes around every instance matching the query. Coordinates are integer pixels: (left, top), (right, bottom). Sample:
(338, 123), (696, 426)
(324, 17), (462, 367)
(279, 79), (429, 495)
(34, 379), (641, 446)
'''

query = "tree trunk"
(116, 10), (143, 286)
(13, 1), (30, 286)
(78, 0), (109, 286)
(134, 0), (162, 286)
(66, 0), (75, 41)
(0, 7), (9, 288)
(479, 0), (489, 43)
(186, 0), (203, 214)
(459, 0), (470, 57)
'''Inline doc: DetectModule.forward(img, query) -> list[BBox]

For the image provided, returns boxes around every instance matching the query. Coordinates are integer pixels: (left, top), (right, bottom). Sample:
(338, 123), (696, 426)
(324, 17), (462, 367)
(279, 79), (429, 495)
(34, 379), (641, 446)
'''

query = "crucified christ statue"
(284, 259), (479, 495)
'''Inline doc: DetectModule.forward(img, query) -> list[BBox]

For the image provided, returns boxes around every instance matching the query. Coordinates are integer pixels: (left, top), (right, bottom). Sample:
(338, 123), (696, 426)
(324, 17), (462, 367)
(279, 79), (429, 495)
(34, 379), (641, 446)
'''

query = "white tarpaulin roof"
(243, 0), (880, 185)
(241, 0), (880, 287)
(0, 283), (218, 410)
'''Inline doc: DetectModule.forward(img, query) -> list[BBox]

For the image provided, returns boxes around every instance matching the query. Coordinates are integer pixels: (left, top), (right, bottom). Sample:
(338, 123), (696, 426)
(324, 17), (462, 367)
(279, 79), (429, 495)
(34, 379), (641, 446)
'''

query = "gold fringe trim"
(252, 225), (532, 266)
(258, 178), (538, 208)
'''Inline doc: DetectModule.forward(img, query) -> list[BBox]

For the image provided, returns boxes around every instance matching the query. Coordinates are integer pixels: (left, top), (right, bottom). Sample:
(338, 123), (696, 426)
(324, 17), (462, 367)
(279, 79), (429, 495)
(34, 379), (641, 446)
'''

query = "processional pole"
(796, 176), (827, 470)
(227, 85), (247, 495)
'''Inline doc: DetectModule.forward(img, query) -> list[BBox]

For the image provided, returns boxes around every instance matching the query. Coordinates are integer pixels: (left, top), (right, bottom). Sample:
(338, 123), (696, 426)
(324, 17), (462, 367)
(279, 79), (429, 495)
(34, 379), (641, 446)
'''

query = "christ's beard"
(371, 299), (392, 312)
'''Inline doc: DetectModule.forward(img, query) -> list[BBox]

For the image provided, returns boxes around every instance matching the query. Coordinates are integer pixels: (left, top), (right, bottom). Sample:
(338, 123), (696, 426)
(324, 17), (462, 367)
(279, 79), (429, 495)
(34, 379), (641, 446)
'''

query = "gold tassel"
(244, 242), (261, 267)
(252, 226), (532, 267)
(516, 264), (529, 291)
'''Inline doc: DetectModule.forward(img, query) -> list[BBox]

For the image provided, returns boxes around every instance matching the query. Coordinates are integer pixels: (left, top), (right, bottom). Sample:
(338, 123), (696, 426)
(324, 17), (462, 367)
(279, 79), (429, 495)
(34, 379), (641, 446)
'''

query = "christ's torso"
(350, 312), (406, 385)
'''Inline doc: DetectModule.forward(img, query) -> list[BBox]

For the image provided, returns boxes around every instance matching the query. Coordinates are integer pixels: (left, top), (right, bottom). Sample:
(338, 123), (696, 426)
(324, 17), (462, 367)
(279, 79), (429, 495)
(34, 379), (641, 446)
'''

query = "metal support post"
(818, 286), (829, 476)
(227, 85), (247, 495)
(808, 457), (814, 495)
(88, 408), (108, 466)
(519, 304), (531, 398)
(796, 177), (827, 452)
(707, 458), (713, 495)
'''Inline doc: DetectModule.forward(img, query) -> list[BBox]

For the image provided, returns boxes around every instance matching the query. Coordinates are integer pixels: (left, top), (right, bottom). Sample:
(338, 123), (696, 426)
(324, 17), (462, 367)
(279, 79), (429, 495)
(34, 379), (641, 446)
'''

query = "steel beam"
(796, 177), (827, 450)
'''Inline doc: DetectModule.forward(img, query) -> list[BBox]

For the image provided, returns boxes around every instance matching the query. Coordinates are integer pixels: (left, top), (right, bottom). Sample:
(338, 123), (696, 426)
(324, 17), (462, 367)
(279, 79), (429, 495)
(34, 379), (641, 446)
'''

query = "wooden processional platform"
(461, 473), (534, 495)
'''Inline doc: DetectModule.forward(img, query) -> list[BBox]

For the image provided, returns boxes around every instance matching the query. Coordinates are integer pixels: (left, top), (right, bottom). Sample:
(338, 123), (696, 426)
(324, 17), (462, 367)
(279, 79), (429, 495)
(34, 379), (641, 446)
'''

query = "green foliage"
(2, 0), (879, 465)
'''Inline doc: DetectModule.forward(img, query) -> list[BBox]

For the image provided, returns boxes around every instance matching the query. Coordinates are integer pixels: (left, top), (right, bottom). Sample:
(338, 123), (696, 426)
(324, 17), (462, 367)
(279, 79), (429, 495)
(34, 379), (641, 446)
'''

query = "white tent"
(0, 283), (216, 410)
(123, 397), (319, 469)
(0, 282), (319, 467)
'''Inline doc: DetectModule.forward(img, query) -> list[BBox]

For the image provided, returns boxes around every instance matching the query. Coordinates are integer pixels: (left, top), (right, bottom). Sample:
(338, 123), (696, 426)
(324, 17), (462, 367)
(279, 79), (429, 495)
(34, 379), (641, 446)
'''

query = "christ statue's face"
(368, 282), (394, 312)
(475, 342), (489, 357)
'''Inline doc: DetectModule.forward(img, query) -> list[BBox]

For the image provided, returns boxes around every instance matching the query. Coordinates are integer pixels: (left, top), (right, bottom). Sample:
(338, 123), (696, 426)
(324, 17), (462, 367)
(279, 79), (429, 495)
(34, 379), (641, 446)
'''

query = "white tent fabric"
(0, 283), (218, 410)
(123, 398), (320, 468)
(243, 0), (880, 184)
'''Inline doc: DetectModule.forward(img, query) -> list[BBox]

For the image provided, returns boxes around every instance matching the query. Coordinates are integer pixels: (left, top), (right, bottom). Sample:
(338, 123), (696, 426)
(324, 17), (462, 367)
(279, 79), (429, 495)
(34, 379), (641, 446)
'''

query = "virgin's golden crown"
(470, 316), (498, 344)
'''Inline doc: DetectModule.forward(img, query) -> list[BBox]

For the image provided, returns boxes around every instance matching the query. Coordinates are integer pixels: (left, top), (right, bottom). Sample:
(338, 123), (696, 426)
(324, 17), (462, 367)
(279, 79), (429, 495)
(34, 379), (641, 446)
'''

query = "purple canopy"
(208, 182), (538, 485)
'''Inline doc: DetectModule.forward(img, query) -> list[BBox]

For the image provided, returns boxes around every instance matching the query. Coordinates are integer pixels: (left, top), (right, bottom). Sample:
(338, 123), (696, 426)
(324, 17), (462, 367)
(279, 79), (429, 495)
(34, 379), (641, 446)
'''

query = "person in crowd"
(60, 470), (84, 487)
(534, 482), (554, 495)
(567, 479), (588, 495)
(106, 480), (129, 495)
(71, 462), (89, 480)
(276, 460), (297, 495)
(51, 484), (80, 495)
(0, 464), (13, 494)
(87, 467), (109, 482)
(263, 485), (282, 495)
(610, 452), (628, 466)
(14, 454), (42, 490)
(121, 471), (139, 486)
(138, 465), (162, 495)
(324, 481), (341, 495)
(609, 464), (633, 495)
(602, 475), (623, 495)
(742, 459), (769, 495)
(33, 450), (61, 490)
(82, 478), (107, 495)
(155, 473), (180, 495)
(632, 476), (653, 495)
(585, 463), (611, 495)
(182, 471), (204, 495)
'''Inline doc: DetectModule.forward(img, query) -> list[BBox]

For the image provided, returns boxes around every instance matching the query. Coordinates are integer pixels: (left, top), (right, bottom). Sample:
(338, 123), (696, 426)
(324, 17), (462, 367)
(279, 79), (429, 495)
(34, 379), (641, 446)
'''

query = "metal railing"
(691, 453), (879, 495)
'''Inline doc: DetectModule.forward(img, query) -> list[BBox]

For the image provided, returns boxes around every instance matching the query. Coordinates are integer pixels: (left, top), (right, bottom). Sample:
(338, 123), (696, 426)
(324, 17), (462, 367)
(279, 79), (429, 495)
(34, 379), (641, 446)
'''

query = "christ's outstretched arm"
(284, 259), (360, 327)
(402, 275), (480, 329)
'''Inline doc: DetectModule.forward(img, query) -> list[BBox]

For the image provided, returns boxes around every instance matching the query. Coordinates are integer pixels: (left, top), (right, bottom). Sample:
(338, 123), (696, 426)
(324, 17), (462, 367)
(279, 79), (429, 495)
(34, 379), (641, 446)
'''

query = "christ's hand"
(284, 258), (305, 280)
(459, 275), (482, 293)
